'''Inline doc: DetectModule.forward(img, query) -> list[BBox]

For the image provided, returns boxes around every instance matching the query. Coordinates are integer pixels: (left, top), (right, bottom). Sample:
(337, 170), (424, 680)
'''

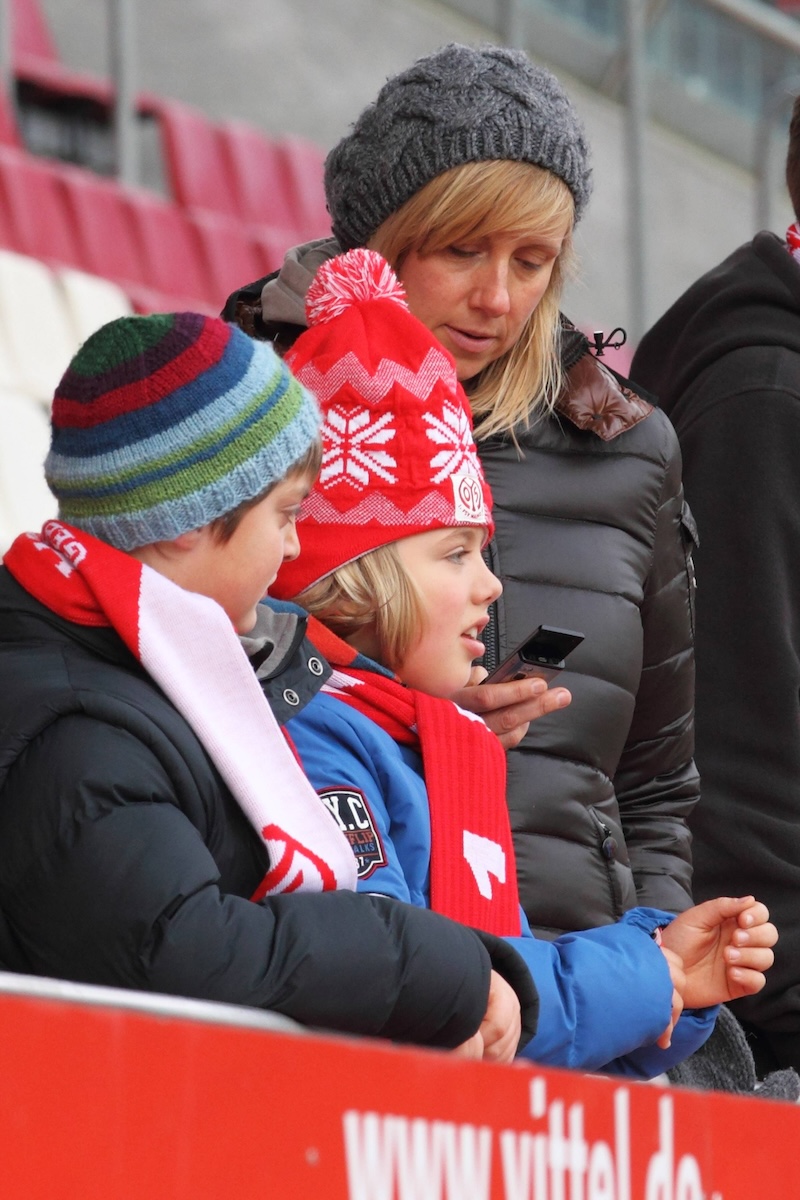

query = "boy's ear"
(130, 527), (205, 568)
(171, 528), (205, 551)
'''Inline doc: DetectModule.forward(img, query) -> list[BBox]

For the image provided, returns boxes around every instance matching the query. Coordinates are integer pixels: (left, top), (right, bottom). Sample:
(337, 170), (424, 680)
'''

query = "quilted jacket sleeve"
(611, 413), (699, 913)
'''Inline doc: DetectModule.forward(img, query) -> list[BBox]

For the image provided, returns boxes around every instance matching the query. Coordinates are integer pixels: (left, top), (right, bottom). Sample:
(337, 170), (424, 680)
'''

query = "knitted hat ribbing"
(271, 249), (493, 599)
(325, 42), (592, 251)
(45, 312), (320, 551)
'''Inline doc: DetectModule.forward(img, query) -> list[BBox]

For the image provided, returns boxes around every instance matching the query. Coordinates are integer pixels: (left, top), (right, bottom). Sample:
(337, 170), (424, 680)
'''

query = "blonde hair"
(369, 160), (576, 439)
(294, 542), (423, 671)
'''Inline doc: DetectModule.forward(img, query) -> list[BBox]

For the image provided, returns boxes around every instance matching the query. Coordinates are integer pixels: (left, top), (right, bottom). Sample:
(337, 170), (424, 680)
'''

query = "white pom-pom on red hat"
(305, 248), (408, 326)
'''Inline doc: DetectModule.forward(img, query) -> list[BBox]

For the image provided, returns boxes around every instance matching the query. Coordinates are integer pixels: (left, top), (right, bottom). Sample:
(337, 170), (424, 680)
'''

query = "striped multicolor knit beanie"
(45, 311), (320, 551)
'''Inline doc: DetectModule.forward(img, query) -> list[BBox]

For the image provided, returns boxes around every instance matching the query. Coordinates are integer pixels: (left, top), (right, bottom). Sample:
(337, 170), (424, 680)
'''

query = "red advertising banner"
(0, 986), (797, 1199)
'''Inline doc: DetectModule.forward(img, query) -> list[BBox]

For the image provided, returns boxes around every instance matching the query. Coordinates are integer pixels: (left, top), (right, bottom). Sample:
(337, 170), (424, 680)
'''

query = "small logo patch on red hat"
(452, 474), (486, 524)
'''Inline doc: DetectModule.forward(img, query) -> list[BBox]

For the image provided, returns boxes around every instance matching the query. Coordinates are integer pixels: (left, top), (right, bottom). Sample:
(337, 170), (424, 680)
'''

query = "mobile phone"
(480, 624), (584, 686)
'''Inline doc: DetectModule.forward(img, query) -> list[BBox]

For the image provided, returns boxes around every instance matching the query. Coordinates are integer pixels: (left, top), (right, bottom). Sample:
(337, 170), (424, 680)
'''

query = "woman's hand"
(451, 669), (571, 750)
(659, 896), (777, 1009)
(656, 945), (686, 1049)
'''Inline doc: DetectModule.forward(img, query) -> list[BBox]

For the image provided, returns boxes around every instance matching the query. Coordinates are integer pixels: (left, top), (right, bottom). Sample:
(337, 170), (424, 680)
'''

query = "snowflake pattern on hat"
(321, 406), (397, 490)
(272, 249), (494, 599)
(424, 400), (483, 484)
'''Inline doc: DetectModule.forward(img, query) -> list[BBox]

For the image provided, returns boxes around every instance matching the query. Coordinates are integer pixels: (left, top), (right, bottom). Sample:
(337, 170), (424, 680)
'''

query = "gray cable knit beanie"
(325, 42), (593, 251)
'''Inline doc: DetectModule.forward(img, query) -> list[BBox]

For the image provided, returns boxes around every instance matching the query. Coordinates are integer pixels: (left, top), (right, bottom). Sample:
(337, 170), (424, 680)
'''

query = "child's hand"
(477, 970), (522, 1064)
(451, 673), (571, 750)
(452, 1031), (484, 1060)
(656, 945), (686, 1049)
(659, 896), (777, 1009)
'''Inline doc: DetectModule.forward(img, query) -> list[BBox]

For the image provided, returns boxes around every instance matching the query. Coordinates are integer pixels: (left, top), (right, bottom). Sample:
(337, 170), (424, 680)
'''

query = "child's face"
(191, 471), (313, 633)
(394, 526), (502, 697)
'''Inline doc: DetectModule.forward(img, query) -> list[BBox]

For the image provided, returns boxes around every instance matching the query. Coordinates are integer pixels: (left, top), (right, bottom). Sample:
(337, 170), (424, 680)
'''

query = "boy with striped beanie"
(0, 309), (536, 1053)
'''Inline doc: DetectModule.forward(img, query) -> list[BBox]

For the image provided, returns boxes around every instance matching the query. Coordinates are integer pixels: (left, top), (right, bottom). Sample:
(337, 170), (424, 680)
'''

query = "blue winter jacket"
(288, 690), (717, 1077)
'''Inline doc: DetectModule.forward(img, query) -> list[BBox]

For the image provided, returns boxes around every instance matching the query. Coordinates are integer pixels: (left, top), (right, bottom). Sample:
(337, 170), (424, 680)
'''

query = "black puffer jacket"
(479, 332), (699, 934)
(0, 568), (537, 1047)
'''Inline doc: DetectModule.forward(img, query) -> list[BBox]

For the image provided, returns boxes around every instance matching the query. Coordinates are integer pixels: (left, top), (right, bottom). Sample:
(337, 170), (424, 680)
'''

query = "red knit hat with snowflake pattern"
(271, 249), (493, 599)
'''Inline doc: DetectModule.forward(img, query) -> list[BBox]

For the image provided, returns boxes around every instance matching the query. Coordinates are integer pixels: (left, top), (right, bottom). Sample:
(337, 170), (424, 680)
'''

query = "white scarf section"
(137, 568), (357, 894)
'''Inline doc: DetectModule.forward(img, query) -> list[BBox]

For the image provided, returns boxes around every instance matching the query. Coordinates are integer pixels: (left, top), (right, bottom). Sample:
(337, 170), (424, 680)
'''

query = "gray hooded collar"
(259, 236), (340, 328)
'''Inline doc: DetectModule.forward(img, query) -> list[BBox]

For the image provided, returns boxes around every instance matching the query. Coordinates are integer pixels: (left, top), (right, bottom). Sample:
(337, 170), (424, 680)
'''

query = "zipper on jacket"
(560, 324), (591, 371)
(481, 540), (501, 676)
(679, 500), (699, 642)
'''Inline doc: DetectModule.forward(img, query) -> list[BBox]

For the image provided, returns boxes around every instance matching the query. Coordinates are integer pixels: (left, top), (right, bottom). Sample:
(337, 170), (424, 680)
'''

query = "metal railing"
(0, 969), (304, 1034)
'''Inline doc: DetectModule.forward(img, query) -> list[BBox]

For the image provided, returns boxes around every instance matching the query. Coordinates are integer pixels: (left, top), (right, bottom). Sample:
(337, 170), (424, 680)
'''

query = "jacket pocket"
(679, 499), (699, 640)
(588, 805), (625, 919)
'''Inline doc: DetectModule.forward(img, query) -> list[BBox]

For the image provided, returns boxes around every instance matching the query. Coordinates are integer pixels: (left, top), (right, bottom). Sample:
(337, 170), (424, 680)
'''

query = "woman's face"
(398, 225), (570, 382)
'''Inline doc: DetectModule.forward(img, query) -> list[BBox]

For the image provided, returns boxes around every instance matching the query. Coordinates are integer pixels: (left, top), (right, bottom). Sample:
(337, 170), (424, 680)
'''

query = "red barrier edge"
(0, 988), (797, 1199)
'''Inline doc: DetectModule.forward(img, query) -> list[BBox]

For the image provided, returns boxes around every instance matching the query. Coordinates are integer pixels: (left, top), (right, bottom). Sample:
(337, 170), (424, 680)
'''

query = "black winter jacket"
(478, 334), (699, 934)
(630, 231), (800, 1071)
(0, 568), (537, 1048)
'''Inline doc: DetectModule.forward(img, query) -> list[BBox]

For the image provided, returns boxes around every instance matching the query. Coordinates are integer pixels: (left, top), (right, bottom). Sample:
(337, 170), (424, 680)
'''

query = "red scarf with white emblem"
(306, 616), (521, 936)
(3, 522), (357, 898)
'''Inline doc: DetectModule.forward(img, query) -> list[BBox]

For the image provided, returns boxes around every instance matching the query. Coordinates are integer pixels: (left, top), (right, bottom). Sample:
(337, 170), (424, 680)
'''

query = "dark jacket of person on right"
(630, 93), (800, 1074)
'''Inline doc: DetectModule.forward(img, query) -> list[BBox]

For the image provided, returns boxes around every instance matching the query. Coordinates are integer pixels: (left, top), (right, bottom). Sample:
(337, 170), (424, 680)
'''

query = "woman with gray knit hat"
(225, 43), (699, 946)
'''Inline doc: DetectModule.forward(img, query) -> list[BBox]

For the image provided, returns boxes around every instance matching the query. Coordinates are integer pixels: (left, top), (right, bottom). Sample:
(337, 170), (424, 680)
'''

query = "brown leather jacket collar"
(557, 352), (653, 442)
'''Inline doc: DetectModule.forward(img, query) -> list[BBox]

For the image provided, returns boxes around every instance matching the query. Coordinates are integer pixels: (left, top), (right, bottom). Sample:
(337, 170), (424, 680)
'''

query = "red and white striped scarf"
(4, 521), (356, 898)
(787, 222), (800, 264)
(306, 616), (521, 936)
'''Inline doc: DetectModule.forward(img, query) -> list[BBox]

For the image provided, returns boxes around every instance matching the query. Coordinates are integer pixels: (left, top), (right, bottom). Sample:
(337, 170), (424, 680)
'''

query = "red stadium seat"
(121, 187), (219, 313)
(218, 118), (297, 234)
(0, 146), (82, 266)
(11, 0), (59, 62)
(277, 134), (331, 241)
(249, 223), (290, 277)
(9, 0), (151, 113)
(186, 208), (263, 307)
(55, 167), (184, 313)
(8, 0), (158, 114)
(0, 86), (22, 148)
(57, 166), (147, 284)
(158, 99), (239, 216)
(0, 149), (208, 314)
